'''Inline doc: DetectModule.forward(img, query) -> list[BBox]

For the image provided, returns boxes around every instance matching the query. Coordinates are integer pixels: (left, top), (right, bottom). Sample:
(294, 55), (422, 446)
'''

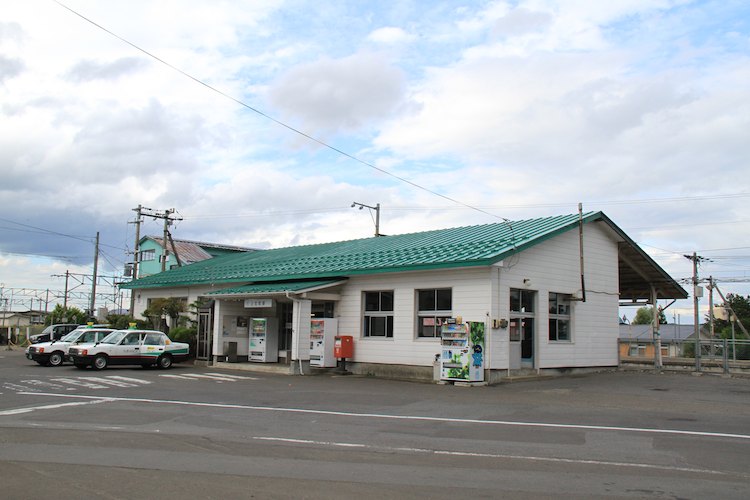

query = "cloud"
(491, 8), (553, 38)
(367, 26), (416, 44)
(65, 57), (150, 82)
(0, 55), (24, 83)
(268, 52), (407, 134)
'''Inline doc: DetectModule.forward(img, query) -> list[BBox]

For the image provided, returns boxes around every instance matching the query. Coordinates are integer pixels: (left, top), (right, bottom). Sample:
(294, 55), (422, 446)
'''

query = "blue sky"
(1, 0), (748, 320)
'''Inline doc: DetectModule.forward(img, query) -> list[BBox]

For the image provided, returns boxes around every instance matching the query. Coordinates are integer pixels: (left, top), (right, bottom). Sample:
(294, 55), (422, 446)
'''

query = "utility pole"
(161, 208), (174, 273)
(129, 205), (143, 316)
(684, 253), (702, 370)
(89, 231), (100, 318)
(351, 202), (382, 237)
(63, 270), (70, 310)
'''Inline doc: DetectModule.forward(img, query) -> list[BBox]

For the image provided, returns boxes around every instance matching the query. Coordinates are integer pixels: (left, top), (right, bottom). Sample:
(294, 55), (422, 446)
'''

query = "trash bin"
(226, 341), (238, 362)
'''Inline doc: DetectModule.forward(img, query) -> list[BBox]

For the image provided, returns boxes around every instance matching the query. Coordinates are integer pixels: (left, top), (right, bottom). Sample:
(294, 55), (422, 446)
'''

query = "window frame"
(140, 249), (156, 262)
(416, 288), (452, 338)
(362, 290), (394, 338)
(548, 292), (572, 342)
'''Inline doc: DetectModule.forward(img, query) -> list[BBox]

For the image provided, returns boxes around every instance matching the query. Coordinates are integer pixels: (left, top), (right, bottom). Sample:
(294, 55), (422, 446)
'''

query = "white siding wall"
(336, 267), (491, 367)
(496, 221), (620, 369)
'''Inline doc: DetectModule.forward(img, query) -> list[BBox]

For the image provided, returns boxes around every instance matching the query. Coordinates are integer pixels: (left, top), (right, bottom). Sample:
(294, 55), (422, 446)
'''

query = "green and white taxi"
(27, 326), (115, 366)
(68, 329), (190, 370)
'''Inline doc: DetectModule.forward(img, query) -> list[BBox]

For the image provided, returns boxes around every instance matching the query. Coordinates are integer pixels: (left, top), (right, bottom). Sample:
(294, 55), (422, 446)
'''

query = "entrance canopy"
(205, 279), (346, 298)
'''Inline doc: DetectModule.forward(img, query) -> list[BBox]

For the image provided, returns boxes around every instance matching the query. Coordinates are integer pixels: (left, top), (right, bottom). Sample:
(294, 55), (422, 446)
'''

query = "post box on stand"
(334, 335), (353, 374)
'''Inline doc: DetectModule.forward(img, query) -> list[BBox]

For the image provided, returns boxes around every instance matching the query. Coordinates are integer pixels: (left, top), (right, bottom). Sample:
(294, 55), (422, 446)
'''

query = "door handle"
(134, 347), (139, 350)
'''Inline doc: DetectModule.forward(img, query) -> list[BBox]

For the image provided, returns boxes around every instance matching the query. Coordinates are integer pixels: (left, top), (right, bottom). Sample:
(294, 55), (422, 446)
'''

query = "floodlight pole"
(351, 202), (381, 237)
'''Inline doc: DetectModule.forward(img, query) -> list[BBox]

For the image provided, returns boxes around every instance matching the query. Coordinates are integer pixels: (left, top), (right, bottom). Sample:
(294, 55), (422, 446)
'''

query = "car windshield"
(60, 330), (83, 342)
(100, 331), (128, 344)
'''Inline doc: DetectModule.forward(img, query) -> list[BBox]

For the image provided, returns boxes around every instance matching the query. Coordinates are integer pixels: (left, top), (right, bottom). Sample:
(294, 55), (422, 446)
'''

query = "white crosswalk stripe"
(105, 376), (152, 385)
(50, 377), (109, 389)
(6, 371), (255, 392)
(158, 372), (257, 382)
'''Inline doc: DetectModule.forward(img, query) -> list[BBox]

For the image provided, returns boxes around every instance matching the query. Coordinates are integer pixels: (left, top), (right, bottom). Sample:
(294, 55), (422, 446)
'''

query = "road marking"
(203, 372), (257, 380)
(252, 436), (735, 477)
(50, 378), (109, 389)
(17, 391), (750, 442)
(105, 376), (152, 385)
(159, 373), (257, 382)
(0, 399), (110, 416)
(78, 377), (138, 388)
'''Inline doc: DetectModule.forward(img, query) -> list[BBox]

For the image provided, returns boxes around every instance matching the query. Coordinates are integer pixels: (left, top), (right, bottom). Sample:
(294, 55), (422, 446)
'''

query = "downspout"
(569, 203), (587, 303)
(285, 292), (304, 375)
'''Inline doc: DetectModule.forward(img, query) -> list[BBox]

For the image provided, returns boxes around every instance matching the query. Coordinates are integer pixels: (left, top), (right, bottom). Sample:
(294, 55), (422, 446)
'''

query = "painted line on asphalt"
(252, 436), (734, 476)
(14, 391), (750, 442)
(0, 398), (111, 416)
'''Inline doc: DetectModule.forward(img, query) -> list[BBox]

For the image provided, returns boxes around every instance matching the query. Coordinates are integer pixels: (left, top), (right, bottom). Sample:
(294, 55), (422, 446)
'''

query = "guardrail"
(619, 338), (750, 375)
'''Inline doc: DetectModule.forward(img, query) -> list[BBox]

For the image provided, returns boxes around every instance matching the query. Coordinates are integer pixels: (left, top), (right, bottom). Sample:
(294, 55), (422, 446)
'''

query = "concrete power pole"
(129, 205), (142, 317)
(161, 208), (174, 273)
(89, 231), (99, 318)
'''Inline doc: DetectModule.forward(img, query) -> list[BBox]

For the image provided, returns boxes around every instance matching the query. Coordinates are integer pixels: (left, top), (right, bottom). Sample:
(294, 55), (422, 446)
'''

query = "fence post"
(723, 338), (729, 375)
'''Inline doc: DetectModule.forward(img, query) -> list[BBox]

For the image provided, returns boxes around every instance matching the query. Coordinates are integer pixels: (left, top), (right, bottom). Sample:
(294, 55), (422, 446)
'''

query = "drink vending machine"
(248, 317), (278, 362)
(440, 320), (485, 382)
(309, 318), (338, 367)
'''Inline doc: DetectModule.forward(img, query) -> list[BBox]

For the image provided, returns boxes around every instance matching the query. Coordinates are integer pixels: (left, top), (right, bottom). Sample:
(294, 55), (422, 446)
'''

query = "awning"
(205, 279), (347, 297)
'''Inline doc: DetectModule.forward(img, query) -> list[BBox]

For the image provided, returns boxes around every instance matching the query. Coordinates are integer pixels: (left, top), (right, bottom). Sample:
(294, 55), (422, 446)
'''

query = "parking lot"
(1, 348), (749, 499)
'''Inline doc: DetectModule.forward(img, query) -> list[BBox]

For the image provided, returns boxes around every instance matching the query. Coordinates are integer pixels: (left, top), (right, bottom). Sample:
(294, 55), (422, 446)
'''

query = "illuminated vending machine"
(309, 318), (338, 367)
(248, 317), (278, 362)
(440, 320), (485, 382)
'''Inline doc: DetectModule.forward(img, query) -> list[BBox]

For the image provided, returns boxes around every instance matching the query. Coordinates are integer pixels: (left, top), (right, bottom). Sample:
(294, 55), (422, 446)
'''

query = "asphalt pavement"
(1, 347), (749, 499)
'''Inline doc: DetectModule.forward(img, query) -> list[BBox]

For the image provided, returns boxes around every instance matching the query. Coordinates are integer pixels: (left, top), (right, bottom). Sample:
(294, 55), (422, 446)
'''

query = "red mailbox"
(334, 335), (354, 358)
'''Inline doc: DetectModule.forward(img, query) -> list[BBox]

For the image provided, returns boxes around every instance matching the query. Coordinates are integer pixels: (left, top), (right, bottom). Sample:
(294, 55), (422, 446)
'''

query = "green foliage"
(632, 306), (667, 325)
(169, 326), (197, 358)
(46, 304), (88, 325)
(713, 294), (750, 340)
(142, 297), (187, 330)
(105, 314), (149, 330)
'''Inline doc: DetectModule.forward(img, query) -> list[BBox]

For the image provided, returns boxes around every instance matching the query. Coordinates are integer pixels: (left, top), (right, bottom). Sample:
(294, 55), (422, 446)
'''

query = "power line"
(53, 0), (508, 223)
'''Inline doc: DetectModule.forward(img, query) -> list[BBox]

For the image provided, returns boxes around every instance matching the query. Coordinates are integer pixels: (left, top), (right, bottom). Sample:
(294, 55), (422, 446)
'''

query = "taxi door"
(111, 331), (143, 364)
(141, 333), (166, 364)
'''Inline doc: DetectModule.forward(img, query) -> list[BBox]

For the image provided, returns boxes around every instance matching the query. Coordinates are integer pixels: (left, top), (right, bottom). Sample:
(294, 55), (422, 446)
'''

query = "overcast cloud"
(0, 0), (748, 321)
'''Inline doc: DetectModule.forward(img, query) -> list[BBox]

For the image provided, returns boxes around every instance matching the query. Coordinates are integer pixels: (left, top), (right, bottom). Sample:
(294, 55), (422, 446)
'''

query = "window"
(548, 292), (571, 341)
(363, 291), (393, 338)
(510, 288), (535, 313)
(140, 249), (156, 262)
(144, 333), (165, 346)
(417, 288), (452, 338)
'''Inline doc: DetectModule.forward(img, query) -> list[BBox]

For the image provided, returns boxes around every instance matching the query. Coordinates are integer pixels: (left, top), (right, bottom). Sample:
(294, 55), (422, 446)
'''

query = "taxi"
(68, 328), (190, 370)
(27, 326), (115, 366)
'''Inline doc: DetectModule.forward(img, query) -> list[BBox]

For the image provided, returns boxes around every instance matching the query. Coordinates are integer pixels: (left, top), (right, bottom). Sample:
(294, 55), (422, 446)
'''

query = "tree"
(713, 294), (750, 340)
(632, 306), (667, 325)
(46, 304), (88, 325)
(141, 297), (186, 332)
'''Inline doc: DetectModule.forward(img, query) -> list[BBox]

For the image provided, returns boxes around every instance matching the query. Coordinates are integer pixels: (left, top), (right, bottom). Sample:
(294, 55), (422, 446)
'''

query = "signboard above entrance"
(244, 298), (274, 308)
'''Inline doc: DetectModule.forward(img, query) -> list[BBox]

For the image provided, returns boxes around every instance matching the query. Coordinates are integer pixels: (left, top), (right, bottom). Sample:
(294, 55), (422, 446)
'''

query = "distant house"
(122, 211), (687, 382)
(0, 309), (46, 341)
(135, 236), (256, 278)
(618, 323), (709, 359)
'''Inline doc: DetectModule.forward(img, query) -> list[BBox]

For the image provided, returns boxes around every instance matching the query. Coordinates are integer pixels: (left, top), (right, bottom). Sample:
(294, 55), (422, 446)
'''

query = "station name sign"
(244, 298), (274, 308)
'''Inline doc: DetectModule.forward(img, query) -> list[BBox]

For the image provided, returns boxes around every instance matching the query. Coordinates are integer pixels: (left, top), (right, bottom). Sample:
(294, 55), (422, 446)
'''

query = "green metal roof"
(206, 279), (346, 296)
(120, 211), (686, 300)
(121, 212), (600, 289)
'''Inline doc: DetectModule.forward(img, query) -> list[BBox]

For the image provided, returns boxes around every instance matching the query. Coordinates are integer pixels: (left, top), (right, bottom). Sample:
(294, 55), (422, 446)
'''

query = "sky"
(1, 0), (748, 322)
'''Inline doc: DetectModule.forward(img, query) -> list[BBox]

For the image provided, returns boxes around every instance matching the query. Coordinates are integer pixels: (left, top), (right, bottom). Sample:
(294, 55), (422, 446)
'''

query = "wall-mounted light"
(523, 278), (531, 287)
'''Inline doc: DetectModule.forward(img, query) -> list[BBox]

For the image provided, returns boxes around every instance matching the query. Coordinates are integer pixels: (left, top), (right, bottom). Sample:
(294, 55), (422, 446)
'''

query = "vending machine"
(248, 317), (278, 362)
(440, 320), (485, 382)
(309, 318), (338, 367)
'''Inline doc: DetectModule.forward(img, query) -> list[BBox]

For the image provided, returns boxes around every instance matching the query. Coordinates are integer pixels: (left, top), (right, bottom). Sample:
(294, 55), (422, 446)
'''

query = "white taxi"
(68, 329), (190, 370)
(26, 327), (115, 366)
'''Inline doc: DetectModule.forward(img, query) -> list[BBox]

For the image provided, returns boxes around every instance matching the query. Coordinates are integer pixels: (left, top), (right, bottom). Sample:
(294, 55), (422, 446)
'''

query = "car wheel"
(74, 362), (87, 369)
(93, 354), (108, 370)
(48, 352), (64, 367)
(157, 354), (173, 369)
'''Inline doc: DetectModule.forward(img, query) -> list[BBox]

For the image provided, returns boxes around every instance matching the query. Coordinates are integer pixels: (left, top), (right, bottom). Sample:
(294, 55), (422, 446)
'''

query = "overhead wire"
(54, 0), (508, 224)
